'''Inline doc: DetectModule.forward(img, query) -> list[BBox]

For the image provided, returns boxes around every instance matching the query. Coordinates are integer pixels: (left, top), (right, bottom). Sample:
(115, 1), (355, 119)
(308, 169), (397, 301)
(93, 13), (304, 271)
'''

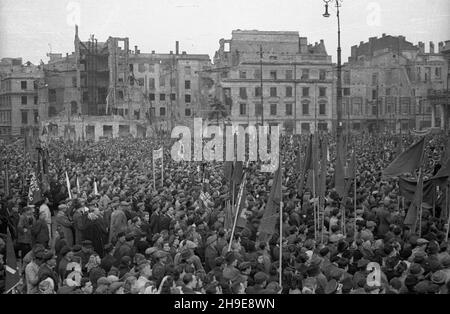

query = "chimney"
(170, 51), (173, 55)
(429, 41), (435, 54)
(182, 51), (186, 55)
(299, 37), (308, 54)
(151, 50), (155, 54)
(176, 41), (179, 55)
(134, 45), (139, 54)
(438, 42), (444, 53)
(418, 42), (425, 54)
(382, 33), (386, 37)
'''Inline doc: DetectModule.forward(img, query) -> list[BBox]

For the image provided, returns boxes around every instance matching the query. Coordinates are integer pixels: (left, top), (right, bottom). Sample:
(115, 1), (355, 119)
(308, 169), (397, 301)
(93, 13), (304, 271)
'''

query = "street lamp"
(323, 0), (343, 139)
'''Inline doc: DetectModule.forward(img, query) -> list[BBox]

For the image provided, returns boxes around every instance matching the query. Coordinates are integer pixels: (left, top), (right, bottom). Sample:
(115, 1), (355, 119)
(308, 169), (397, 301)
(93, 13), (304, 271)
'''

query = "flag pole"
(312, 169), (317, 241)
(153, 157), (156, 190)
(354, 168), (357, 243)
(445, 184), (450, 242)
(279, 166), (283, 288)
(161, 148), (164, 187)
(228, 169), (248, 252)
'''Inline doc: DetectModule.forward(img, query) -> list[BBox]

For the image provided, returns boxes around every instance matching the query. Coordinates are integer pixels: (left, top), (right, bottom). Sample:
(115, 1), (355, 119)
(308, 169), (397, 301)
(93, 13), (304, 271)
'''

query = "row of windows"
(152, 107), (191, 117)
(237, 69), (327, 81)
(0, 95), (38, 106)
(238, 102), (328, 116)
(140, 78), (191, 90)
(238, 86), (327, 99)
(21, 110), (39, 125)
(133, 64), (192, 75)
(147, 93), (191, 103)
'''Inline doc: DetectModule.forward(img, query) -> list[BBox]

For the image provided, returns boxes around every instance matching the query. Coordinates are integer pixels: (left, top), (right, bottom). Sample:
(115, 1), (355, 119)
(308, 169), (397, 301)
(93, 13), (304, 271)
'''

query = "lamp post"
(323, 0), (343, 139)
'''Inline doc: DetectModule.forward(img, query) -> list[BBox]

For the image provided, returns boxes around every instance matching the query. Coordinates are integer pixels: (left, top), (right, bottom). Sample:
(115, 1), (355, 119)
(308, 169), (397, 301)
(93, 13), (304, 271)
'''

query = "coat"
(72, 210), (85, 245)
(31, 218), (50, 246)
(81, 215), (108, 257)
(55, 211), (74, 247)
(109, 209), (127, 243)
(17, 214), (34, 244)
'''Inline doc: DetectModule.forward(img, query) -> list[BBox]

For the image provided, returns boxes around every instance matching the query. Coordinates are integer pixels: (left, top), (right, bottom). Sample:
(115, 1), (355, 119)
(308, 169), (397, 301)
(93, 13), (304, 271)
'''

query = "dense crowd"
(0, 131), (449, 294)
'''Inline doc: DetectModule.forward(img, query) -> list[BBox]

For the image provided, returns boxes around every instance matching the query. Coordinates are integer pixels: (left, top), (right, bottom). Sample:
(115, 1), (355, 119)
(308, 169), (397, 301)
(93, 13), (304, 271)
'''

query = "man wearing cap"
(246, 272), (269, 294)
(114, 234), (135, 264)
(75, 240), (94, 270)
(152, 251), (168, 286)
(55, 204), (73, 247)
(109, 203), (128, 243)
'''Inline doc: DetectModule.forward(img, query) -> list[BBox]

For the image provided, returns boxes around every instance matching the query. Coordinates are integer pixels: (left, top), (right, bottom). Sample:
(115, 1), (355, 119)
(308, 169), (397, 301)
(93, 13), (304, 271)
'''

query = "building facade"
(342, 34), (448, 134)
(0, 58), (45, 137)
(213, 30), (334, 134)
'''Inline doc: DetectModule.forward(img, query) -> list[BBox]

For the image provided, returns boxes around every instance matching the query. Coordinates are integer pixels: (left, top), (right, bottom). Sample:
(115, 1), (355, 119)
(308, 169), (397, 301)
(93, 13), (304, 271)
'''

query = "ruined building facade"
(213, 30), (334, 134)
(342, 34), (448, 133)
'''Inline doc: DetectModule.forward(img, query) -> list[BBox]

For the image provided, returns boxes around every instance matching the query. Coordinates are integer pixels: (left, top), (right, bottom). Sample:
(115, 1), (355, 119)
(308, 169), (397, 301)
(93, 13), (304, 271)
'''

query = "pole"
(336, 0), (343, 140)
(353, 163), (357, 243)
(312, 168), (317, 241)
(279, 168), (283, 288)
(445, 185), (449, 242)
(161, 148), (164, 187)
(228, 170), (248, 252)
(260, 45), (264, 126)
(153, 158), (156, 190)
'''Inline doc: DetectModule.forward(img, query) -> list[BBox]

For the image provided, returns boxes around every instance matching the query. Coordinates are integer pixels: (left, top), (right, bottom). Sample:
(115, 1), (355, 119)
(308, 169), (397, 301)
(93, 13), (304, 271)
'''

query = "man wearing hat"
(55, 204), (73, 247)
(100, 243), (117, 273)
(246, 272), (269, 294)
(152, 250), (168, 286)
(223, 251), (240, 282)
(114, 234), (135, 264)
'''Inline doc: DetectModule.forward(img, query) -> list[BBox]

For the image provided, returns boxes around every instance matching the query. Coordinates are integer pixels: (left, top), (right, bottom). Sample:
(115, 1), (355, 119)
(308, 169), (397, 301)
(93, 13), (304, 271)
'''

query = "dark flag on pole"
(404, 170), (424, 233)
(382, 137), (425, 177)
(258, 166), (282, 243)
(335, 135), (346, 197)
(297, 134), (312, 196)
(5, 228), (21, 293)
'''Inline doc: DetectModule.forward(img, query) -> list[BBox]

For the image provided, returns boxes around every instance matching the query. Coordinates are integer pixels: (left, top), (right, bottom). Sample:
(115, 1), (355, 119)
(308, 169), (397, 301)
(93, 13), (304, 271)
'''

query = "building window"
(318, 123), (328, 131)
(21, 110), (28, 124)
(372, 73), (378, 86)
(301, 123), (310, 133)
(149, 93), (155, 101)
(255, 87), (262, 97)
(149, 78), (155, 89)
(285, 86), (293, 97)
(72, 76), (77, 88)
(185, 108), (191, 116)
(185, 94), (191, 103)
(21, 81), (27, 90)
(270, 87), (277, 97)
(285, 70), (293, 80)
(302, 87), (309, 97)
(21, 96), (28, 105)
(160, 93), (166, 101)
(239, 71), (247, 79)
(170, 93), (176, 101)
(148, 64), (155, 73)
(286, 103), (293, 116)
(372, 89), (377, 100)
(239, 87), (247, 99)
(302, 102), (309, 115)
(435, 67), (441, 78)
(255, 103), (263, 116)
(254, 69), (261, 79)
(343, 88), (350, 96)
(160, 77), (165, 87)
(34, 96), (38, 105)
(138, 63), (145, 73)
(319, 87), (326, 97)
(319, 70), (326, 81)
(48, 89), (56, 102)
(185, 66), (191, 75)
(319, 103), (326, 115)
(301, 69), (309, 80)
(159, 107), (166, 116)
(185, 80), (191, 90)
(270, 103), (277, 116)
(270, 71), (277, 80)
(239, 103), (247, 115)
(34, 110), (39, 123)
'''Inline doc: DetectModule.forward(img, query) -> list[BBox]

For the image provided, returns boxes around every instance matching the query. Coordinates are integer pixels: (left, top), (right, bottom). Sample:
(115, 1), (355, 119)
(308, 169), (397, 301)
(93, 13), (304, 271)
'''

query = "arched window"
(70, 101), (78, 115)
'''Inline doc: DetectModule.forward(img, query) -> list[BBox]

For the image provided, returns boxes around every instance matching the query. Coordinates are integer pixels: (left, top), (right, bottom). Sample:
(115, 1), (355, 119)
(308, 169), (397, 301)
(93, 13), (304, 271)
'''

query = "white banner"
(153, 148), (163, 161)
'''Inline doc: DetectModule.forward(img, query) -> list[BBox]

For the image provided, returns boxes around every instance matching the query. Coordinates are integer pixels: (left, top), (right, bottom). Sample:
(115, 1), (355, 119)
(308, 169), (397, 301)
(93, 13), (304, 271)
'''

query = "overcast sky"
(1, 0), (449, 64)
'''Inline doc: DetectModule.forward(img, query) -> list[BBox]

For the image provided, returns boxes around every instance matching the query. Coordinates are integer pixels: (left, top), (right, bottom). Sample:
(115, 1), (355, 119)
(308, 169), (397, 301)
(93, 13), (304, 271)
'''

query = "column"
(431, 105), (436, 128)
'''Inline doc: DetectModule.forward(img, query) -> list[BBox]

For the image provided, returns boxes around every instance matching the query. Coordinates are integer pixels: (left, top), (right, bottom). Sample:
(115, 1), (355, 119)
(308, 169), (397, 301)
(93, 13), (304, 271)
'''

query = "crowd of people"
(0, 130), (449, 294)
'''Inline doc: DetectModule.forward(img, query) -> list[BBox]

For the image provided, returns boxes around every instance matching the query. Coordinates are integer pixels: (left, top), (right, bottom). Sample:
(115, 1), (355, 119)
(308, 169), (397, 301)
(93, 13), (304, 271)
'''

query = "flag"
(399, 176), (436, 204)
(28, 171), (43, 205)
(404, 169), (424, 233)
(224, 200), (233, 230)
(3, 162), (10, 197)
(298, 135), (312, 196)
(318, 136), (328, 201)
(382, 137), (425, 177)
(335, 135), (346, 197)
(93, 180), (99, 195)
(258, 166), (282, 242)
(223, 161), (234, 183)
(65, 171), (72, 199)
(344, 149), (356, 196)
(233, 161), (243, 188)
(5, 228), (20, 293)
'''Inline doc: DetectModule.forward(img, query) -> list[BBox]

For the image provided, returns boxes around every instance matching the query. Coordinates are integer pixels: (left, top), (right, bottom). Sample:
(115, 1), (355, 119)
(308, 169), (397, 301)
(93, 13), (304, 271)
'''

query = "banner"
(28, 171), (43, 205)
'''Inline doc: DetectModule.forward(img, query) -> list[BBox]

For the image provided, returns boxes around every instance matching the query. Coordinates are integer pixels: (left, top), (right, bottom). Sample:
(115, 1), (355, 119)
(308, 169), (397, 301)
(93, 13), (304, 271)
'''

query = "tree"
(208, 97), (229, 124)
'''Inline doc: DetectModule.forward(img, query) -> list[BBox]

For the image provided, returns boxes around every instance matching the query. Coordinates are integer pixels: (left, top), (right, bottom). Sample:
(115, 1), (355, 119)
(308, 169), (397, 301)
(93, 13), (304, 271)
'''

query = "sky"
(0, 0), (449, 65)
